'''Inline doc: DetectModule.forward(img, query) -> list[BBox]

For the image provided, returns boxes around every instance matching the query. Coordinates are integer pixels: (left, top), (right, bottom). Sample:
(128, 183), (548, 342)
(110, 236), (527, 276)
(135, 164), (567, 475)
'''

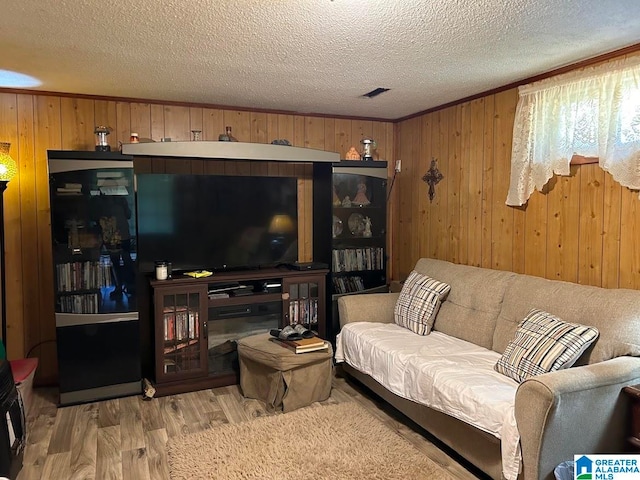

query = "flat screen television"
(136, 174), (298, 273)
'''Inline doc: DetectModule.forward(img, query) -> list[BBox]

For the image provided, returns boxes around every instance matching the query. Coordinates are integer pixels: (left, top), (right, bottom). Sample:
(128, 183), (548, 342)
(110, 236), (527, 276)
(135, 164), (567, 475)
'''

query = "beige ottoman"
(237, 333), (333, 413)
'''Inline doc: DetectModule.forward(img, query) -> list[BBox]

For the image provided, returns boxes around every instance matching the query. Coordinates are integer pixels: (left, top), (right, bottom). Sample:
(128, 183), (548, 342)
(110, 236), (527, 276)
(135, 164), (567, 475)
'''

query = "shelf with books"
(153, 284), (208, 384)
(287, 298), (319, 328)
(163, 338), (200, 355)
(332, 270), (387, 294)
(282, 276), (325, 336)
(57, 292), (102, 314)
(48, 150), (141, 407)
(332, 275), (365, 294)
(316, 162), (388, 344)
(331, 247), (385, 272)
(162, 305), (200, 343)
(55, 260), (113, 293)
(49, 156), (139, 317)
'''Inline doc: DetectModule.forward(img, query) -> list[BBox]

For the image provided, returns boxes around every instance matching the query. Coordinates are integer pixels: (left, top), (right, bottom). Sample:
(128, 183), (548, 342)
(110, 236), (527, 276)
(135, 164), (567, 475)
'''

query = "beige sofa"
(337, 258), (640, 480)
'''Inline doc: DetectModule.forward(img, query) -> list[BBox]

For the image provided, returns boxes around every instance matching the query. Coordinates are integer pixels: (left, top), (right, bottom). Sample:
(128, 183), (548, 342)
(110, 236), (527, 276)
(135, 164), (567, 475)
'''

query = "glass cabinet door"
(155, 286), (208, 381)
(49, 159), (137, 315)
(283, 274), (326, 338)
(331, 164), (387, 295)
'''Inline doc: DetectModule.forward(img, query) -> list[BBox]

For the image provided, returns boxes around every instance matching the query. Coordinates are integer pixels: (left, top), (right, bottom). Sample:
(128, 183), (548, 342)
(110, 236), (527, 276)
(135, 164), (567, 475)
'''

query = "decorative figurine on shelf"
(219, 126), (237, 142)
(191, 130), (202, 141)
(66, 218), (84, 255)
(271, 139), (291, 146)
(342, 195), (352, 207)
(352, 179), (371, 207)
(363, 217), (372, 237)
(360, 137), (376, 161)
(333, 185), (342, 206)
(345, 146), (360, 160)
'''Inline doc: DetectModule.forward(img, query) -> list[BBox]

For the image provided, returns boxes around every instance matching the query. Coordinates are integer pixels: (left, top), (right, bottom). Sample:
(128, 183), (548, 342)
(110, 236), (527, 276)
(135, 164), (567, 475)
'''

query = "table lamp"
(0, 143), (17, 356)
(268, 214), (295, 259)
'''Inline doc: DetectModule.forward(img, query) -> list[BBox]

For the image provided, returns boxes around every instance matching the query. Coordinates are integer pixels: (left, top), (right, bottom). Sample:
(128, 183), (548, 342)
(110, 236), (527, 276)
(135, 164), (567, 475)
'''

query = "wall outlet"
(395, 159), (402, 173)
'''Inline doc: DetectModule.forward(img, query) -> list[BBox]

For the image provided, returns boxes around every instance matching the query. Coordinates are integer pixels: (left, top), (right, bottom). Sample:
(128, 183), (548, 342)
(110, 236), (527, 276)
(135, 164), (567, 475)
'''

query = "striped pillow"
(495, 309), (599, 383)
(394, 271), (451, 335)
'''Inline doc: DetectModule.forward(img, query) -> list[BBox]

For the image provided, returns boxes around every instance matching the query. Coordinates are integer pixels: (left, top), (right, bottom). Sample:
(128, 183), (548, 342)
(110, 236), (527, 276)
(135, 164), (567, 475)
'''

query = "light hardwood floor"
(17, 374), (484, 480)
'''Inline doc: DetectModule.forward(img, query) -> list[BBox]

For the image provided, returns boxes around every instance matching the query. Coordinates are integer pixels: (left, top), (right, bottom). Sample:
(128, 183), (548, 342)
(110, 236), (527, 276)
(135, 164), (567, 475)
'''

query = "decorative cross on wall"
(422, 158), (444, 202)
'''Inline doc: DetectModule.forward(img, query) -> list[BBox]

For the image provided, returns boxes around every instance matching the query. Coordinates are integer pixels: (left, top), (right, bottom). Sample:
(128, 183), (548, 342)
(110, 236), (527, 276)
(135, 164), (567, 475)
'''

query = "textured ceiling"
(3, 0), (640, 120)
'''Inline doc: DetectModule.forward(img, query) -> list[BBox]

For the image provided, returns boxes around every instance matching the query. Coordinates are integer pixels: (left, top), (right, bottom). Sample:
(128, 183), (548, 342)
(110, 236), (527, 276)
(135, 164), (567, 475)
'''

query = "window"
(506, 56), (640, 206)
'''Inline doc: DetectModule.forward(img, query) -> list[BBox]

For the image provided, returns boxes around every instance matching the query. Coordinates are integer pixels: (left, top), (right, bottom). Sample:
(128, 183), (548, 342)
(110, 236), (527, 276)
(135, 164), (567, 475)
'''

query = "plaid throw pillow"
(394, 271), (451, 335)
(495, 308), (599, 383)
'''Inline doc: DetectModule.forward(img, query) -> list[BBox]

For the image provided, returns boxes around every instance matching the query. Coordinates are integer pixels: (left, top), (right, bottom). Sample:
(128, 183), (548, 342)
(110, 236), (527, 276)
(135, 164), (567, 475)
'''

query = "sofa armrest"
(515, 356), (640, 480)
(337, 292), (399, 328)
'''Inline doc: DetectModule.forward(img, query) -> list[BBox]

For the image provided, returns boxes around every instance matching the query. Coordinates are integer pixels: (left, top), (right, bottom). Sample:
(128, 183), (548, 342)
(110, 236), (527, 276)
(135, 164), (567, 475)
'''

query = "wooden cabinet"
(150, 267), (328, 396)
(326, 161), (388, 341)
(330, 162), (388, 294)
(153, 283), (208, 384)
(282, 275), (327, 338)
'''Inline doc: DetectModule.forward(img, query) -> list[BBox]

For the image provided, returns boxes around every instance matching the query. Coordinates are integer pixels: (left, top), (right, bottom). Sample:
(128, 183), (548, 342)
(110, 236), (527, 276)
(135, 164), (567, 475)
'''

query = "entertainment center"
(48, 142), (388, 400)
(123, 141), (339, 396)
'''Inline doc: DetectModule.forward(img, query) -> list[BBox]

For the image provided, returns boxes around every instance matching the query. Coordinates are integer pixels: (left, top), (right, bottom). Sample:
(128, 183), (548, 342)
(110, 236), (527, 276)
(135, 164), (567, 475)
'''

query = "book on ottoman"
(270, 337), (329, 354)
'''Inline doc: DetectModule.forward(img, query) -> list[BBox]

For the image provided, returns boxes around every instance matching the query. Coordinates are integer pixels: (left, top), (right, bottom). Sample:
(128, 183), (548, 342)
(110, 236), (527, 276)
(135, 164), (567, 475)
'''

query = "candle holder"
(94, 126), (112, 152)
(360, 138), (376, 161)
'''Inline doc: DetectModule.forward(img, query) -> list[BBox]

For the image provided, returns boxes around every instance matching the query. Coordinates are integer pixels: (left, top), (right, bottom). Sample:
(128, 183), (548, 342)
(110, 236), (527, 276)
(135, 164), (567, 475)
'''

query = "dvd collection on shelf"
(56, 260), (114, 313)
(331, 247), (384, 272)
(58, 292), (100, 314)
(163, 306), (200, 345)
(55, 260), (113, 292)
(332, 275), (365, 294)
(288, 298), (319, 327)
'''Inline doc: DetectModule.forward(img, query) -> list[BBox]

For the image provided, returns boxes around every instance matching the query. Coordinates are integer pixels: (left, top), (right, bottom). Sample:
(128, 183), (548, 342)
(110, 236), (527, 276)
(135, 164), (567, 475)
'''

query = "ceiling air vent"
(362, 87), (390, 98)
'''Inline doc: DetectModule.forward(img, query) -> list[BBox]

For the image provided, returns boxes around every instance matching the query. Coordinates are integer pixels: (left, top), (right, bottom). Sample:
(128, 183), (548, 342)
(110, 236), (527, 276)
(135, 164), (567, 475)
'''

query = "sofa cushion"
(495, 308), (600, 383)
(414, 258), (517, 349)
(394, 270), (451, 335)
(493, 274), (640, 363)
(335, 322), (521, 480)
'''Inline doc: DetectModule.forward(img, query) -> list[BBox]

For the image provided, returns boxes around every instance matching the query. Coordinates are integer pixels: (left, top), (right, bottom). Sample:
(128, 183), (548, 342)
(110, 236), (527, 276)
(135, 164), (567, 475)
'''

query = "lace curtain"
(506, 56), (640, 206)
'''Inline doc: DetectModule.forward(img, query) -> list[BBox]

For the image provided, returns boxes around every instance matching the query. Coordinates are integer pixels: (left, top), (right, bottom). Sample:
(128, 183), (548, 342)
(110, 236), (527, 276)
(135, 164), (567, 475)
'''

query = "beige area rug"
(166, 401), (456, 480)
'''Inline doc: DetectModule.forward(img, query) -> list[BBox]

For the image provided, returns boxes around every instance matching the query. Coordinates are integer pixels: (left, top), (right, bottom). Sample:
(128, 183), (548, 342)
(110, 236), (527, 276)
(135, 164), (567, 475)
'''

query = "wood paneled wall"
(8, 50), (639, 385)
(394, 88), (640, 291)
(0, 92), (394, 383)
